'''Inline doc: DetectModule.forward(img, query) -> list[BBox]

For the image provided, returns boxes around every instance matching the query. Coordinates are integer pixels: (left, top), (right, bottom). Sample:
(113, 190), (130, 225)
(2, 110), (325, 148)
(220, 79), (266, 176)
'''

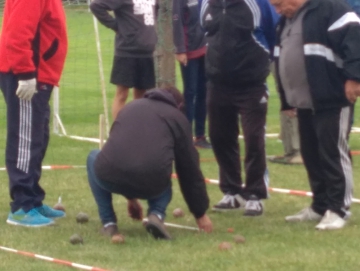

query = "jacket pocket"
(43, 39), (59, 61)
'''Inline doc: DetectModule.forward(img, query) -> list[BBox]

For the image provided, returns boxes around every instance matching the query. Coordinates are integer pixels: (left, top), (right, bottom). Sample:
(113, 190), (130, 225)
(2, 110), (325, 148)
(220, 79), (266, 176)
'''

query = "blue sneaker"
(36, 205), (66, 219)
(6, 208), (54, 227)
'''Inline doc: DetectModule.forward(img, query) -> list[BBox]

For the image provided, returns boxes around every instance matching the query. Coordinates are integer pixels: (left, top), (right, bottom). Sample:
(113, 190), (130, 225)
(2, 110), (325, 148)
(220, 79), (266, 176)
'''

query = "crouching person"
(86, 87), (213, 240)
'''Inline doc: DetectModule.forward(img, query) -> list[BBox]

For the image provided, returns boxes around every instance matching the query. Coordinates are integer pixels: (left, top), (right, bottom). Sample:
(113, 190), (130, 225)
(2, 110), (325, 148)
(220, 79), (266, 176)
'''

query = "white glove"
(16, 78), (37, 101)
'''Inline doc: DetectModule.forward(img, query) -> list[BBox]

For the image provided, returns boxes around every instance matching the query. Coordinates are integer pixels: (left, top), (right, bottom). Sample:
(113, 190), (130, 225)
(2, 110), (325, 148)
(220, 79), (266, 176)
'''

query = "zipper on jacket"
(222, 0), (226, 14)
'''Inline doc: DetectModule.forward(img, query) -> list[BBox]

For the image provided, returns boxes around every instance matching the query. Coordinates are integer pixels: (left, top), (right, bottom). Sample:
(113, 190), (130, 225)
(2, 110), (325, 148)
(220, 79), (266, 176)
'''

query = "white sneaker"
(315, 210), (347, 230)
(285, 207), (322, 222)
(244, 195), (263, 216)
(212, 194), (246, 212)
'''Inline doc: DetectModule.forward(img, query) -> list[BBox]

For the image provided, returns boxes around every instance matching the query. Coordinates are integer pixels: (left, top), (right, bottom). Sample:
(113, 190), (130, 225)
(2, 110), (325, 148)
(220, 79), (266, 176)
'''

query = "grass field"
(0, 6), (360, 271)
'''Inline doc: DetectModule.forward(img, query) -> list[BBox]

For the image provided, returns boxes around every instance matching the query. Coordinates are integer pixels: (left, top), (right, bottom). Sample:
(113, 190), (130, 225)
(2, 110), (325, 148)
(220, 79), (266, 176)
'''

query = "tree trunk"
(155, 0), (175, 88)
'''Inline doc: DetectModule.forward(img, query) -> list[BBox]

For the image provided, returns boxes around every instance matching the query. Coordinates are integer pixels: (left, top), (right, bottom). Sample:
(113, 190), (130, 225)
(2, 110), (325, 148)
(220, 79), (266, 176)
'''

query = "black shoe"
(145, 214), (172, 240)
(244, 195), (263, 216)
(194, 137), (212, 149)
(100, 223), (119, 237)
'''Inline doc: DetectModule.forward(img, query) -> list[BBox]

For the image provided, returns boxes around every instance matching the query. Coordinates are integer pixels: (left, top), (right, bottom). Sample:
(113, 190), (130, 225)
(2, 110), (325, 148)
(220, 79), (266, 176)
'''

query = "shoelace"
(246, 200), (261, 211)
(219, 194), (231, 204)
(219, 195), (239, 207)
(26, 209), (41, 217)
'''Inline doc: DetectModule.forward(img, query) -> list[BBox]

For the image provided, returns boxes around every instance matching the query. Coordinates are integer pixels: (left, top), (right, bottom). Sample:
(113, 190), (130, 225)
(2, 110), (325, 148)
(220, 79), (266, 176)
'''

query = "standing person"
(200, 0), (279, 216)
(269, 64), (302, 165)
(90, 0), (158, 120)
(0, 0), (67, 227)
(270, 0), (360, 230)
(86, 87), (213, 240)
(172, 0), (212, 149)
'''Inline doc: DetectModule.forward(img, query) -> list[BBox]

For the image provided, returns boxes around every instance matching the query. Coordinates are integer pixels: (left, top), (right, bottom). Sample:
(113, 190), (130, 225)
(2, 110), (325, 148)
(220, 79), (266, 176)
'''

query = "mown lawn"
(0, 6), (360, 271)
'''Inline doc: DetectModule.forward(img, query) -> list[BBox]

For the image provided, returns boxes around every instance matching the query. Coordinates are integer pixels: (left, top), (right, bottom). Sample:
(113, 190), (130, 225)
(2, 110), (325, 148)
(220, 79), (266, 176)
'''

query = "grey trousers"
(279, 112), (300, 157)
(270, 62), (300, 157)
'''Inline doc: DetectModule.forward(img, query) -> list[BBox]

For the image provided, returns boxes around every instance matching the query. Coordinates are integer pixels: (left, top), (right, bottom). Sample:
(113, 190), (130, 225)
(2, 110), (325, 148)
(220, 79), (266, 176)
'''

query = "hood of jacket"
(144, 88), (179, 108)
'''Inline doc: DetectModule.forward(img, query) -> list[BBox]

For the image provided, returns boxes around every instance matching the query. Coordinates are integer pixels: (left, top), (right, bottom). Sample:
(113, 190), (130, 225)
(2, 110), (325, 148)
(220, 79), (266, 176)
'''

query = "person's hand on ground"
(127, 199), (143, 220)
(196, 214), (213, 233)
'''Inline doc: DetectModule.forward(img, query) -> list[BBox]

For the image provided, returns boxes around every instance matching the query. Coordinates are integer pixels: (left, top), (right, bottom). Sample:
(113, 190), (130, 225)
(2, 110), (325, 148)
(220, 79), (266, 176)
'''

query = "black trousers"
(0, 72), (52, 213)
(207, 83), (268, 200)
(297, 107), (353, 218)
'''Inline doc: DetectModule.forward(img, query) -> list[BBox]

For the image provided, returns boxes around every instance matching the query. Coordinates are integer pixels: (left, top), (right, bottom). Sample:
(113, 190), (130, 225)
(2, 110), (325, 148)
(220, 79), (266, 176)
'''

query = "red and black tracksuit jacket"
(0, 0), (68, 85)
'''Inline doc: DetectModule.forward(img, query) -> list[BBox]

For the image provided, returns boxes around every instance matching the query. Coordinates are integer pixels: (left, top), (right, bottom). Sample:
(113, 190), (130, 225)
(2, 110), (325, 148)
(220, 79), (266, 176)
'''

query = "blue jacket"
(345, 0), (360, 16)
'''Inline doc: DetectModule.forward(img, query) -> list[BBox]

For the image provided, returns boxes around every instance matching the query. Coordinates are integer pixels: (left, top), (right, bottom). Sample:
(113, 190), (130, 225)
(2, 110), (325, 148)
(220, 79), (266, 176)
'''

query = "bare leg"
(112, 85), (129, 120)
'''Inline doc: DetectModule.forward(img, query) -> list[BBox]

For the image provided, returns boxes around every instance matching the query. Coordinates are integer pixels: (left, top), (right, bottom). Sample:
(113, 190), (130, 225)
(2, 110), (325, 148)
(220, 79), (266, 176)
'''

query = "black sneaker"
(194, 137), (212, 149)
(100, 223), (119, 237)
(212, 194), (246, 212)
(145, 214), (172, 240)
(244, 195), (263, 216)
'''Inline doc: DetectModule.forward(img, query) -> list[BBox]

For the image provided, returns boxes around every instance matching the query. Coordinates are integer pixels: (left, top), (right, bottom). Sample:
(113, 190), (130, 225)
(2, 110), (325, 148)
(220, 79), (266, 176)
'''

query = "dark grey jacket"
(94, 89), (210, 218)
(90, 0), (158, 57)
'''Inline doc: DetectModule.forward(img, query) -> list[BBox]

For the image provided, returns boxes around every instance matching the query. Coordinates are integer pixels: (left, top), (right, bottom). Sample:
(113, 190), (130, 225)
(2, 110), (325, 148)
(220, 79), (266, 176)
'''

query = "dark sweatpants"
(207, 83), (269, 200)
(297, 107), (353, 218)
(0, 72), (52, 213)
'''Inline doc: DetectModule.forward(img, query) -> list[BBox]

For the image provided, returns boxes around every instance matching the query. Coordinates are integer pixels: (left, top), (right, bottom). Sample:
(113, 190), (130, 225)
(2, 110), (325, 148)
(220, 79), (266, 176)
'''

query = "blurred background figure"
(90, 0), (158, 120)
(172, 0), (212, 149)
(269, 64), (302, 165)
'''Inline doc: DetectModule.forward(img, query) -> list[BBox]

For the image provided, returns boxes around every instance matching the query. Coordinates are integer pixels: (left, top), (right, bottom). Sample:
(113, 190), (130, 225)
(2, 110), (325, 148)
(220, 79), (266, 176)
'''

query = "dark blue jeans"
(180, 55), (207, 137)
(87, 150), (172, 225)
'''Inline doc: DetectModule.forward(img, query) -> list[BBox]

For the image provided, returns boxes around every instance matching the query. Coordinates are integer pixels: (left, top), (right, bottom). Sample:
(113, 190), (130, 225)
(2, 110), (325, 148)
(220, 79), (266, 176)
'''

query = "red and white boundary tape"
(0, 245), (112, 271)
(267, 187), (360, 204)
(1, 167), (358, 203)
(171, 174), (360, 204)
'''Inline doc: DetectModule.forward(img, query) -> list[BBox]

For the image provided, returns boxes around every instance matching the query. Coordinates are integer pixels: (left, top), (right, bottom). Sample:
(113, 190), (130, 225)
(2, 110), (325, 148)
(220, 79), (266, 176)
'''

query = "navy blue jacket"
(200, 0), (279, 87)
(172, 0), (206, 58)
(273, 0), (360, 111)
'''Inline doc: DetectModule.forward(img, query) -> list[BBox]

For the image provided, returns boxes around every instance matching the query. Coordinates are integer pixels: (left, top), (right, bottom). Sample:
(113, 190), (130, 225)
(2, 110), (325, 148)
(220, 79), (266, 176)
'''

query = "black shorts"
(110, 57), (156, 90)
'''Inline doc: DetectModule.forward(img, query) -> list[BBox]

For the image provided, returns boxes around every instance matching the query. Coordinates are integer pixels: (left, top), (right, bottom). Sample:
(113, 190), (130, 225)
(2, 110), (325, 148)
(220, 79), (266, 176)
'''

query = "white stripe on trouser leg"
(338, 106), (353, 207)
(17, 100), (25, 171)
(17, 99), (32, 173)
(263, 168), (270, 198)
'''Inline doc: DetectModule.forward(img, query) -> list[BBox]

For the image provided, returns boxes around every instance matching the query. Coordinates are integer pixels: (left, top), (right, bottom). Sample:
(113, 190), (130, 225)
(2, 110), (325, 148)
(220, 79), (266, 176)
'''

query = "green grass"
(0, 6), (360, 271)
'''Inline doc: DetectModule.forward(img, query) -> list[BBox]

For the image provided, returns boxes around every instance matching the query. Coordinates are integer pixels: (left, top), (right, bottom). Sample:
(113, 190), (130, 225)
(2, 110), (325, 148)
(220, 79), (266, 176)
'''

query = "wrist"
(17, 72), (36, 81)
